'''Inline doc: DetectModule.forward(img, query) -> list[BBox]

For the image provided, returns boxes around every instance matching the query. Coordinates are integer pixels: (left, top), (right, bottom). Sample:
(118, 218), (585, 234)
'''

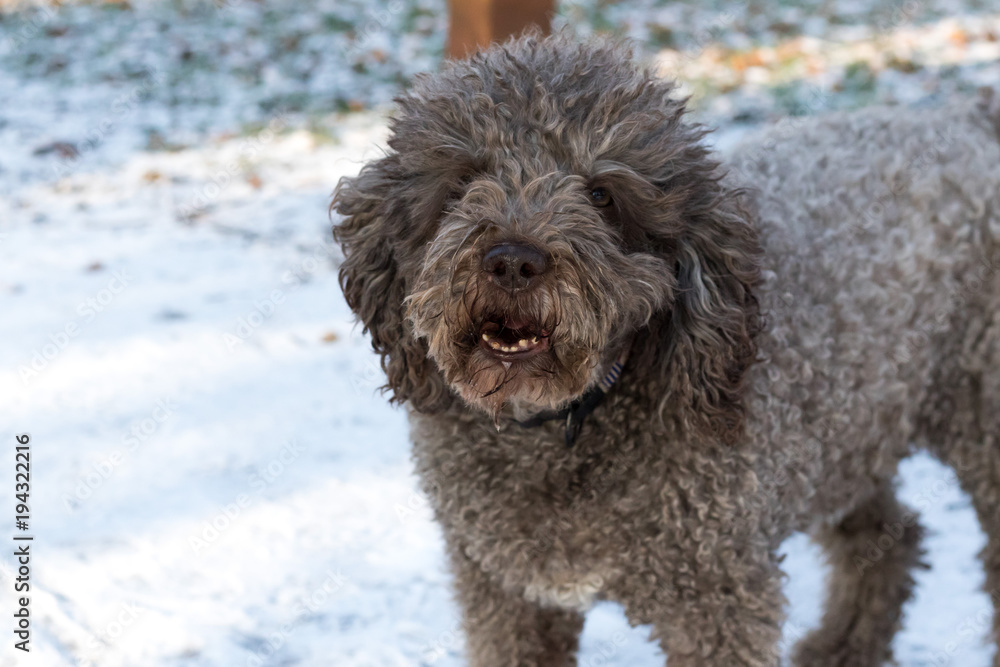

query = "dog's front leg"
(446, 538), (585, 667)
(624, 536), (785, 667)
(663, 552), (784, 667)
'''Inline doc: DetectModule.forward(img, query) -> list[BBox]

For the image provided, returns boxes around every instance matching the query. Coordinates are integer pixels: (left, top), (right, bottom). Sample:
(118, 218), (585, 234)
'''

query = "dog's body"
(334, 34), (1000, 666)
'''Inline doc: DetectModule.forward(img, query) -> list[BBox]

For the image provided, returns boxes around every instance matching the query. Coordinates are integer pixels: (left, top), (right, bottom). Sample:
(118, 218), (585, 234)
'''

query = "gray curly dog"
(332, 32), (1000, 667)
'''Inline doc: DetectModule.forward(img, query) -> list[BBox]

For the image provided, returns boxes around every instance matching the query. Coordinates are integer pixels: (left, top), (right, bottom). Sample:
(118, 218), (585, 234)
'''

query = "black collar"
(514, 345), (630, 447)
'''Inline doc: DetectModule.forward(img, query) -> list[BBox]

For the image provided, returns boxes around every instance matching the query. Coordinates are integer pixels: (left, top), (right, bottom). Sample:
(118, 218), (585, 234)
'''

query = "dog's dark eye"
(589, 187), (612, 208)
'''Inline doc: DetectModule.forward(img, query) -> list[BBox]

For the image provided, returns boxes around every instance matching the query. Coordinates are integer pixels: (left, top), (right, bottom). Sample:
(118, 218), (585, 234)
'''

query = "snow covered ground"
(1, 0), (998, 665)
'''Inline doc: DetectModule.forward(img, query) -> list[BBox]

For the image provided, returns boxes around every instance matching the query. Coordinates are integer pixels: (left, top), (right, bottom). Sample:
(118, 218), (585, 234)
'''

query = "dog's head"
(333, 34), (761, 441)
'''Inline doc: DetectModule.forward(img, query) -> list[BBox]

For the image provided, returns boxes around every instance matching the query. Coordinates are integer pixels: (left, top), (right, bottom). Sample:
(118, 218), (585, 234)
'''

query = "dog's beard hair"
(461, 283), (601, 423)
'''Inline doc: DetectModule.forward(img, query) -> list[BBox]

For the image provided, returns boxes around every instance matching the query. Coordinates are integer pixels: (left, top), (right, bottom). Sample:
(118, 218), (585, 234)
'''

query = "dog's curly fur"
(332, 33), (1000, 667)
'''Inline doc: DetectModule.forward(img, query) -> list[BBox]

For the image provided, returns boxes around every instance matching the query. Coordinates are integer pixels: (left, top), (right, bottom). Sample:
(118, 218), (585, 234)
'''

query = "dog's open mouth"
(478, 318), (550, 360)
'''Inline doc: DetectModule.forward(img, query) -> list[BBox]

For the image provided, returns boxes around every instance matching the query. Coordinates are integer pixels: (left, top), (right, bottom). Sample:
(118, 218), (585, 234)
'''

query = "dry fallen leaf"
(730, 50), (766, 72)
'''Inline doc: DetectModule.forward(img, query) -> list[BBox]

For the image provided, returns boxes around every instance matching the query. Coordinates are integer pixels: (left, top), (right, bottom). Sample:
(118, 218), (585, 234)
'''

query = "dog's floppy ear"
(332, 155), (453, 413)
(657, 191), (762, 445)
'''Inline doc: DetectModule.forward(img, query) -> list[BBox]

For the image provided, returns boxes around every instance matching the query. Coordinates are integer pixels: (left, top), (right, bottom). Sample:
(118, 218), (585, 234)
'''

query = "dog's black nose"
(482, 243), (548, 290)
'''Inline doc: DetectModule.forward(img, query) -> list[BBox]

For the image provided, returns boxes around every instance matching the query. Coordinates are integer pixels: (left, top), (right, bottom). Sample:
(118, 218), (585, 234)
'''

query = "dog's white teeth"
(483, 331), (541, 354)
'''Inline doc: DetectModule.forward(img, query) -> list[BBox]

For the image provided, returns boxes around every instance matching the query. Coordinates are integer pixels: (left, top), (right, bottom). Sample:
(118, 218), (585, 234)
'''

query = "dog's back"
(727, 93), (1000, 520)
(727, 92), (1000, 664)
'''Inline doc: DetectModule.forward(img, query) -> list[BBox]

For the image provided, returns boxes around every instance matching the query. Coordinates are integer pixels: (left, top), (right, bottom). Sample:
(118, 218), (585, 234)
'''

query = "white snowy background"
(1, 0), (998, 665)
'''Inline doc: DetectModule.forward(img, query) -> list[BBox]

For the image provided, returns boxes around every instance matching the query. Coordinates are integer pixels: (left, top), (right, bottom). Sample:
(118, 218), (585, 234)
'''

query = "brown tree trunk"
(447, 0), (556, 60)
